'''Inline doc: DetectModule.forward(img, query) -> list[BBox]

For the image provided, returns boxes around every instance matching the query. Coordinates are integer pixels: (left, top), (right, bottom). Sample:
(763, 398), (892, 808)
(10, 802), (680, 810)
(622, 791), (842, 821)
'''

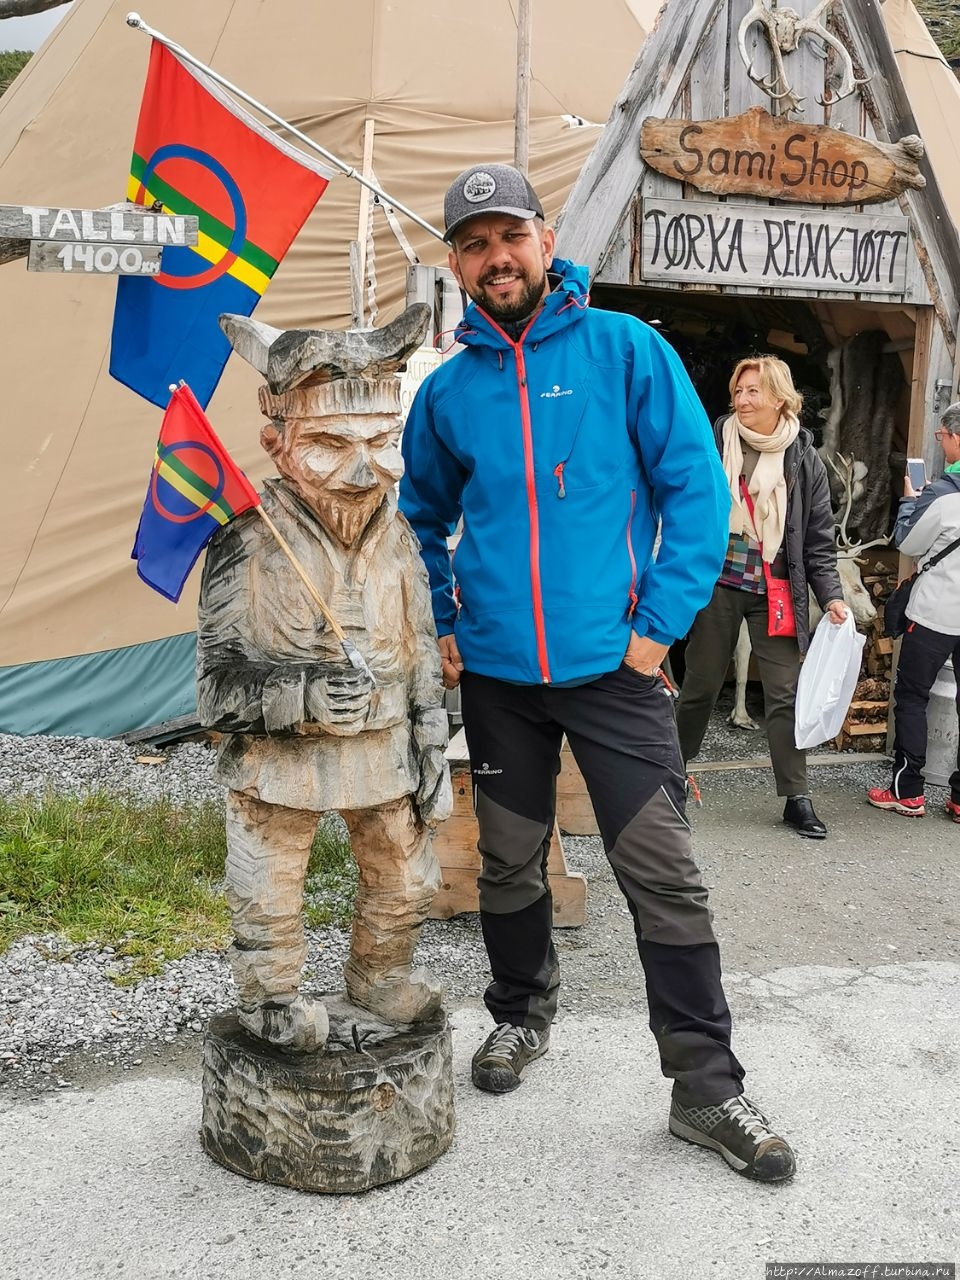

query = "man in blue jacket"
(399, 163), (795, 1182)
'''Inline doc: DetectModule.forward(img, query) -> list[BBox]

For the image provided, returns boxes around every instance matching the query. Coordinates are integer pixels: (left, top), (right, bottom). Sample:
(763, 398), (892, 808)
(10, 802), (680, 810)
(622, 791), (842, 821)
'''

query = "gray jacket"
(712, 419), (843, 653)
(894, 472), (960, 635)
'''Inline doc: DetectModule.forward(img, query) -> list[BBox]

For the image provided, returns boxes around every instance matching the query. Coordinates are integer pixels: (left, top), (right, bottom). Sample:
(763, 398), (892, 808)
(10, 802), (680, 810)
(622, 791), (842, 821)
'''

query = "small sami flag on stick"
(131, 382), (260, 602)
(132, 384), (375, 682)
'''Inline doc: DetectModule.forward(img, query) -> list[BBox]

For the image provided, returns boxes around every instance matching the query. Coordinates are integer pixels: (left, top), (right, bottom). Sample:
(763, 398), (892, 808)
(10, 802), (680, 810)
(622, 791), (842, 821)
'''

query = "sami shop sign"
(639, 108), (926, 206)
(641, 198), (910, 295)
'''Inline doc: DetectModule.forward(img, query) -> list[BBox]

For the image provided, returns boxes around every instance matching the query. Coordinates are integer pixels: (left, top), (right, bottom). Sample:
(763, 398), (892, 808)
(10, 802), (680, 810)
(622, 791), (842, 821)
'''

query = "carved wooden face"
(271, 414), (404, 545)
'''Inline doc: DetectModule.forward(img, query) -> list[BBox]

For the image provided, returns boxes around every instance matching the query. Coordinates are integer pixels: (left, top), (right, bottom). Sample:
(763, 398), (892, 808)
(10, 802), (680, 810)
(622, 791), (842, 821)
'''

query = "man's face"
(938, 425), (960, 466)
(269, 415), (403, 545)
(447, 213), (555, 324)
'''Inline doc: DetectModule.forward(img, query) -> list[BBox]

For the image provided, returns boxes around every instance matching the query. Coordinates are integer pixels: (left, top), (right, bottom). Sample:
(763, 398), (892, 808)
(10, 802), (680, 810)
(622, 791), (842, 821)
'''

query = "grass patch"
(304, 816), (358, 930)
(0, 793), (357, 982)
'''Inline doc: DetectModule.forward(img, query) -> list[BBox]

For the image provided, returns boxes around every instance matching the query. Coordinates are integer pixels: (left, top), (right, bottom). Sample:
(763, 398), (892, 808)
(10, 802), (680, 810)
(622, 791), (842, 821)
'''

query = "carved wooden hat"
(218, 303), (432, 395)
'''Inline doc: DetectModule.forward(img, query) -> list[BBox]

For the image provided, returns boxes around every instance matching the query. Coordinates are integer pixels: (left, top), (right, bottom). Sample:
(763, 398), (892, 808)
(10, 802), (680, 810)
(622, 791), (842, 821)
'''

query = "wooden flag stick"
(255, 506), (347, 642)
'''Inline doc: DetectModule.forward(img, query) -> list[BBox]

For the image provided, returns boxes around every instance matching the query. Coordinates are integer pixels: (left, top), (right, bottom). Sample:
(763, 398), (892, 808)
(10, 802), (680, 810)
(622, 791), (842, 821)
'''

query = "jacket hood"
(453, 256), (590, 349)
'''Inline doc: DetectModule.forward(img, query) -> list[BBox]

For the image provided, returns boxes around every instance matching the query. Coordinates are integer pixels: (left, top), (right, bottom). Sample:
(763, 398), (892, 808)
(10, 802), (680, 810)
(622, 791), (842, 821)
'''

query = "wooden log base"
(200, 999), (455, 1194)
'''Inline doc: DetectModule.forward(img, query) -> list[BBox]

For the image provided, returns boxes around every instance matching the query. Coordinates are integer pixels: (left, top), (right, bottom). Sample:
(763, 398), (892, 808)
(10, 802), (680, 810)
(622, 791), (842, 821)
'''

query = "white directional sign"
(27, 240), (163, 275)
(0, 203), (197, 246)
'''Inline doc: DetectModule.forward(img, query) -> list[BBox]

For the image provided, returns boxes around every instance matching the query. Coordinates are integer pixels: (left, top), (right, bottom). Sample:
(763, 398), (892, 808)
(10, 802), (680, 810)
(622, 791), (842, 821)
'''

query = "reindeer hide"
(819, 330), (903, 542)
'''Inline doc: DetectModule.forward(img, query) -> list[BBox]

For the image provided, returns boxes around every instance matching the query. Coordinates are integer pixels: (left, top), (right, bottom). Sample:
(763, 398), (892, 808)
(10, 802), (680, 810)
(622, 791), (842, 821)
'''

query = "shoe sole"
(668, 1116), (796, 1183)
(867, 798), (925, 817)
(471, 1039), (549, 1095)
(785, 824), (827, 839)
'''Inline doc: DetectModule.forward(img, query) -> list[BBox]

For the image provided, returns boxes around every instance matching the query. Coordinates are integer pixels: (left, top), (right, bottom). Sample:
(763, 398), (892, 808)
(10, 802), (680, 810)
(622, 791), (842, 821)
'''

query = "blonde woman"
(675, 356), (847, 838)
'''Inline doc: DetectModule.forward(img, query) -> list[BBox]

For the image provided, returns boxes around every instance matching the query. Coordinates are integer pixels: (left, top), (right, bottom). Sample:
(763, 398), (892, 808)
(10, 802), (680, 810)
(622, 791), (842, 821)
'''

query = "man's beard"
(472, 267), (547, 324)
(311, 489), (385, 546)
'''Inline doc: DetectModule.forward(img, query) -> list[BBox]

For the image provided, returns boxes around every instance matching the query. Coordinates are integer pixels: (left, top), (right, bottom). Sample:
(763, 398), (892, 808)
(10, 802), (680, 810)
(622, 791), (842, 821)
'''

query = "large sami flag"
(132, 383), (261, 602)
(110, 40), (333, 409)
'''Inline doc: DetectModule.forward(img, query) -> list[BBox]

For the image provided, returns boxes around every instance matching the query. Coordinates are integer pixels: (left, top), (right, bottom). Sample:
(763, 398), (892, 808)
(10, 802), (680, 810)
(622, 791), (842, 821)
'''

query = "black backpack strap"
(919, 531), (960, 573)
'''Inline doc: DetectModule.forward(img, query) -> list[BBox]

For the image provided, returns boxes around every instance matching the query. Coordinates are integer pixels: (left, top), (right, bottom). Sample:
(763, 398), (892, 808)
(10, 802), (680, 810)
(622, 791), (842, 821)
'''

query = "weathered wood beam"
(0, 239), (27, 265)
(555, 0), (726, 276)
(0, 0), (69, 17)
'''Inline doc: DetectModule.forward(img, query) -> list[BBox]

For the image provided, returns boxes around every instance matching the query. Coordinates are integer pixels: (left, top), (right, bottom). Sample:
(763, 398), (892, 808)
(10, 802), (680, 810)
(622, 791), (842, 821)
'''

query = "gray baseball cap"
(443, 163), (545, 243)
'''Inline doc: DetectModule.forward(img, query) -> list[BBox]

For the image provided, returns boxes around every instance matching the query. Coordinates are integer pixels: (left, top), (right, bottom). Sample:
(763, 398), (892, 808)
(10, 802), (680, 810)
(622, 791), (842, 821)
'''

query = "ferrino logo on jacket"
(398, 257), (732, 687)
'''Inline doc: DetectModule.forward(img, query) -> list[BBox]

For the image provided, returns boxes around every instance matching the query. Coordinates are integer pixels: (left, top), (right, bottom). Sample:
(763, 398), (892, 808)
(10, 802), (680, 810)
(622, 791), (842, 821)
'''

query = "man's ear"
(541, 226), (556, 269)
(447, 248), (464, 289)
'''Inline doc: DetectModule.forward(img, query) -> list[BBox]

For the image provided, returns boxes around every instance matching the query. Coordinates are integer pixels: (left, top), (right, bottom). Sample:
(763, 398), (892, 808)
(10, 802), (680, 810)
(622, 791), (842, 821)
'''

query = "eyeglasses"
(935, 429), (951, 440)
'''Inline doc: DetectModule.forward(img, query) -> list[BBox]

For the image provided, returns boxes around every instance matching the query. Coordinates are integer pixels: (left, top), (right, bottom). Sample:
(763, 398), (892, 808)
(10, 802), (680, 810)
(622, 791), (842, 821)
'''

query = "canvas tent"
(0, 0), (658, 738)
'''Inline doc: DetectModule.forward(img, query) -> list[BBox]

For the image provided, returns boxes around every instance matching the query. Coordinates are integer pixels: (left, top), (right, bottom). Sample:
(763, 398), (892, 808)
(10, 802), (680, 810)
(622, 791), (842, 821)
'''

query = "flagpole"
(124, 12), (445, 243)
(254, 506), (376, 684)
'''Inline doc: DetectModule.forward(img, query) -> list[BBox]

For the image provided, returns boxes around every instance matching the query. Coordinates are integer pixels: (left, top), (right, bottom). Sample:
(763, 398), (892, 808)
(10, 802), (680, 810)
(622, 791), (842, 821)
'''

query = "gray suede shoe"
(669, 1094), (796, 1182)
(471, 1022), (550, 1093)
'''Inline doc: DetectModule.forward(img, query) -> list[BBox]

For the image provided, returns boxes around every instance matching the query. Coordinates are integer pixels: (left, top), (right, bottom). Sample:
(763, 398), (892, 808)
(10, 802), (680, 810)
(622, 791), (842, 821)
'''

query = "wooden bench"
(429, 730), (588, 926)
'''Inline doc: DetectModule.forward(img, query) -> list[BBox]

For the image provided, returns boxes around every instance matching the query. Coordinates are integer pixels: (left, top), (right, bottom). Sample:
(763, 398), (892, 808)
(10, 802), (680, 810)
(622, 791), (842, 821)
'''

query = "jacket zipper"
(626, 488), (638, 615)
(478, 306), (551, 683)
(553, 462), (566, 499)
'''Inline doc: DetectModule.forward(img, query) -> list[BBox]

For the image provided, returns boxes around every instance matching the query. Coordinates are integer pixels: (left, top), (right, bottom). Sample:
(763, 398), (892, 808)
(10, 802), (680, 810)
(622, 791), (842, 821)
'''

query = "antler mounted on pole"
(737, 0), (870, 116)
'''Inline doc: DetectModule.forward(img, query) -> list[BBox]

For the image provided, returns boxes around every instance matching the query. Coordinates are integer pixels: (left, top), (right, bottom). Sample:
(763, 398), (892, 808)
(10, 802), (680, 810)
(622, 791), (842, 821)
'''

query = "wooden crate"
(429, 733), (587, 927)
(556, 742), (599, 836)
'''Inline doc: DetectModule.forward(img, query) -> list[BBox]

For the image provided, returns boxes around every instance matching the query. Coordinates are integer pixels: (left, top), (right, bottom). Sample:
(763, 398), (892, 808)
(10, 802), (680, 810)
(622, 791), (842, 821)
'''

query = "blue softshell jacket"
(398, 257), (731, 686)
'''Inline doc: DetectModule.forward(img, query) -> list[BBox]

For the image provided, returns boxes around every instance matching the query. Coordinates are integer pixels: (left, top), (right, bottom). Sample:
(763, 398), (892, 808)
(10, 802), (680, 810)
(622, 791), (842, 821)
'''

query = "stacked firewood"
(834, 555), (899, 751)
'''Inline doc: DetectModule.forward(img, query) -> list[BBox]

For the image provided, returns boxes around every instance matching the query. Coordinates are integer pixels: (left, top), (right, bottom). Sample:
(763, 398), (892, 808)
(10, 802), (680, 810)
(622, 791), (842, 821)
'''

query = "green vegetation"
(0, 792), (356, 983)
(916, 1), (960, 62)
(0, 50), (31, 96)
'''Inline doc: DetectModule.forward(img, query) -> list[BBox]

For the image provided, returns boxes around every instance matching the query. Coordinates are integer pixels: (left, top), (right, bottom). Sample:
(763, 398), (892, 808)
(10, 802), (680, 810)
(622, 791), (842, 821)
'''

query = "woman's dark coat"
(712, 417), (843, 654)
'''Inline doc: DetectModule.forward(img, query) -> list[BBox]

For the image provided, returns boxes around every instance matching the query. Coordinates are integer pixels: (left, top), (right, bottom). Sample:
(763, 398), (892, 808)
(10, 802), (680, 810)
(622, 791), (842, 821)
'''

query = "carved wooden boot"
(237, 992), (330, 1054)
(342, 957), (442, 1025)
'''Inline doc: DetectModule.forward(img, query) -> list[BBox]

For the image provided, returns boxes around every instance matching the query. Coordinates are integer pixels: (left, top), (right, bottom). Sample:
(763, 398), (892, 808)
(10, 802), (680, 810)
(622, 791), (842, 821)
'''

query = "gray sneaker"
(669, 1094), (796, 1182)
(471, 1021), (550, 1093)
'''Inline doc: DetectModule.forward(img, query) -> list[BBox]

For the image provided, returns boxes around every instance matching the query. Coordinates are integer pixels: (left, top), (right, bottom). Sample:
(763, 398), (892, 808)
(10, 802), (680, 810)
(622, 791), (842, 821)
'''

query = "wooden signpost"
(641, 197), (911, 295)
(640, 107), (926, 206)
(0, 202), (199, 273)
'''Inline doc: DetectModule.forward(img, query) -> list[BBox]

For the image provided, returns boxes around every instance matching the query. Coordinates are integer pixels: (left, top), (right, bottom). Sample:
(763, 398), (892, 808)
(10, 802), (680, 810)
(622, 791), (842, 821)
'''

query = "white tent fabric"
(0, 0), (657, 736)
(1, 0), (954, 738)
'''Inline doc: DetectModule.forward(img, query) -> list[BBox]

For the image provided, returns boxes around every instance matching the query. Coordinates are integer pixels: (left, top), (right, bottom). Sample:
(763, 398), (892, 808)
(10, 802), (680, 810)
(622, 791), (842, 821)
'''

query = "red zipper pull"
(553, 462), (566, 499)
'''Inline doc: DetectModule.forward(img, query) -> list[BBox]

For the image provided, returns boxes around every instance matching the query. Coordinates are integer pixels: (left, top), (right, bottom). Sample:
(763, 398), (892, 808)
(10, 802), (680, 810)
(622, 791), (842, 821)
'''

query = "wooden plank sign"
(0, 204), (198, 246)
(641, 197), (911, 295)
(640, 107), (926, 206)
(28, 240), (163, 275)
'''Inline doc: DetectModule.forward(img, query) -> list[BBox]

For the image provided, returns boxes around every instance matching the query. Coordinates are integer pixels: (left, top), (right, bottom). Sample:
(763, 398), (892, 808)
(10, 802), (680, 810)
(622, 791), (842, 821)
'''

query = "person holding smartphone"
(868, 403), (960, 817)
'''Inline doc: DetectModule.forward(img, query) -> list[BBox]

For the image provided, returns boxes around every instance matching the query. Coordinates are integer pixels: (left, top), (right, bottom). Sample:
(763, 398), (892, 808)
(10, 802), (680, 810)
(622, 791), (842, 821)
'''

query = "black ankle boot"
(783, 795), (827, 839)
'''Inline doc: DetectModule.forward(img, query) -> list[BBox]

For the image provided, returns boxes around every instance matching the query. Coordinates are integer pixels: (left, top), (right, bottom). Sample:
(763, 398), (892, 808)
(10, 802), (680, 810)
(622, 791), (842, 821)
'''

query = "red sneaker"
(946, 799), (960, 823)
(866, 787), (925, 816)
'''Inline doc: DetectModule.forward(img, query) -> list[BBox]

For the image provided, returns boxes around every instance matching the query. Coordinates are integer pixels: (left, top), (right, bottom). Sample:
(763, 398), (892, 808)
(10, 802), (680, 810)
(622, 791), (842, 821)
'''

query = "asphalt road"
(0, 757), (957, 1280)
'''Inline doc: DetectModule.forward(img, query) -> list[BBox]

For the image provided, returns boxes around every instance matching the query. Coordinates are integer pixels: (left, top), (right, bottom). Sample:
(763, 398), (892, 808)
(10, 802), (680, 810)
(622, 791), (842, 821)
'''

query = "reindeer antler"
(827, 452), (890, 555)
(737, 0), (869, 116)
(737, 2), (804, 114)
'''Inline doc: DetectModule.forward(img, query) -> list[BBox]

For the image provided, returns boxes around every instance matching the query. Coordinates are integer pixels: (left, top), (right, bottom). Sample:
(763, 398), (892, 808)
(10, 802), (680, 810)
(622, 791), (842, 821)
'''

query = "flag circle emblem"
(463, 171), (497, 203)
(151, 440), (227, 523)
(136, 143), (248, 290)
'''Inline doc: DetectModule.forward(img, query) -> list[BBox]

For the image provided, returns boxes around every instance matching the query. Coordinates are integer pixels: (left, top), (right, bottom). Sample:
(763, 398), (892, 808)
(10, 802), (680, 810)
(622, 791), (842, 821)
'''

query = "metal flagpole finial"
(126, 13), (144, 28)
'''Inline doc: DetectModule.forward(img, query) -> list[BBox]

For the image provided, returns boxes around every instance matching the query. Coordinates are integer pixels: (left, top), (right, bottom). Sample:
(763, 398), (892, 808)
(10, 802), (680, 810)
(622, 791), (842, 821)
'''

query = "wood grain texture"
(640, 107), (924, 204)
(201, 1002), (454, 1193)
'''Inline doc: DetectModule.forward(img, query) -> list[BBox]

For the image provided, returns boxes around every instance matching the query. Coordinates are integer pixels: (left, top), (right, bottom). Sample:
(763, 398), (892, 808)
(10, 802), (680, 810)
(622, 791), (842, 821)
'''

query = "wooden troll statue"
(196, 303), (452, 1054)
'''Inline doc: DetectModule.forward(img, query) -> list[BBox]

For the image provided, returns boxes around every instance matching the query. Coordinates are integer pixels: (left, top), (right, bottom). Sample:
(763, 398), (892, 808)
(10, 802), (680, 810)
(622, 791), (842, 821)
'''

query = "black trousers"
(459, 665), (746, 1106)
(890, 621), (960, 801)
(675, 584), (806, 796)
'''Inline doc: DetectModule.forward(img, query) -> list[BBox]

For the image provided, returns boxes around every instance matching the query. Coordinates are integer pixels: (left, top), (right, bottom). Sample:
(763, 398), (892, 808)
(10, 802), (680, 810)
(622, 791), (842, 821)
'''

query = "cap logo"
(463, 171), (497, 203)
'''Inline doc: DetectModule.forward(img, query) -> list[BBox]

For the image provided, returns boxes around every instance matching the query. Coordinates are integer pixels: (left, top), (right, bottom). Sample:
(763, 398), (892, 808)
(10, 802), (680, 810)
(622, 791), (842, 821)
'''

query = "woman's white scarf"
(721, 412), (800, 562)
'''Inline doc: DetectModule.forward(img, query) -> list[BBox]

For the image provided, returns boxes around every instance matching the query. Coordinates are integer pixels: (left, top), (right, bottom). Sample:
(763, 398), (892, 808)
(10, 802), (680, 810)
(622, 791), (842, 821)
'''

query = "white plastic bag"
(794, 612), (865, 749)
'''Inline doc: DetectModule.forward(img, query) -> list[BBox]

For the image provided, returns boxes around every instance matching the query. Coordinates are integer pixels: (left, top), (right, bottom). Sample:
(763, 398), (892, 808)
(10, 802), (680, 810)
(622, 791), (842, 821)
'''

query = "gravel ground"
(0, 699), (897, 1101)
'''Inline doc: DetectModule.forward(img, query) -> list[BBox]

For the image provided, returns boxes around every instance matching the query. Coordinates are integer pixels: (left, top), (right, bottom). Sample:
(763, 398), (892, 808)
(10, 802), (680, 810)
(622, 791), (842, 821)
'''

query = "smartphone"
(906, 457), (928, 490)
